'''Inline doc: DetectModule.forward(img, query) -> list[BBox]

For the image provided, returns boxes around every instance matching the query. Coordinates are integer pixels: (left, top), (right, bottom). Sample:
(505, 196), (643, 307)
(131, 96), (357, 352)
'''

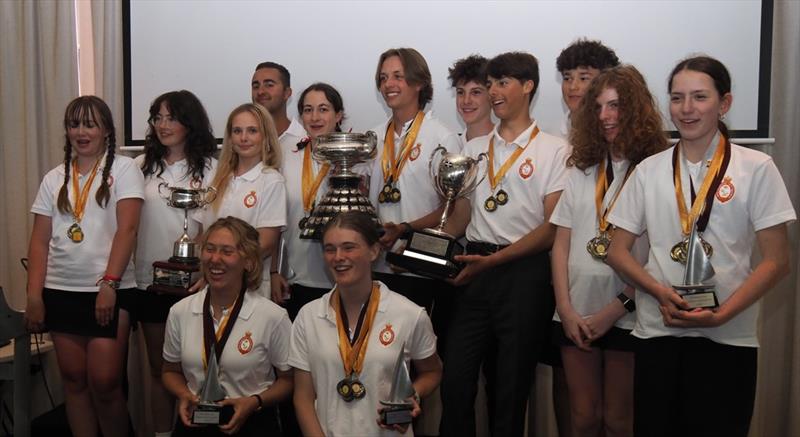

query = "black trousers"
(634, 336), (757, 437)
(439, 251), (554, 437)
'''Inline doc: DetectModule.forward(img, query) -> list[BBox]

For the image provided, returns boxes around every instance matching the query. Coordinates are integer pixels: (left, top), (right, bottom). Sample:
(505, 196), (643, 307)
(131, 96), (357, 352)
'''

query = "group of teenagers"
(22, 38), (796, 437)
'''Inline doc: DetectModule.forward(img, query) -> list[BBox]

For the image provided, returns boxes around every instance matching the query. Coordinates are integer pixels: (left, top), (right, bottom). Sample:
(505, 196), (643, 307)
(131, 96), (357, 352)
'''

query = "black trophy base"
(380, 404), (413, 426)
(149, 260), (200, 296)
(673, 284), (719, 309)
(385, 229), (463, 279)
(191, 403), (233, 425)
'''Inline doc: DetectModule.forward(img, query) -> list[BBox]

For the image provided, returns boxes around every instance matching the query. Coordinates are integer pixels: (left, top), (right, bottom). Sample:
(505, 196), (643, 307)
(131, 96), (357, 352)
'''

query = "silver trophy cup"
(299, 131), (379, 240)
(386, 147), (487, 278)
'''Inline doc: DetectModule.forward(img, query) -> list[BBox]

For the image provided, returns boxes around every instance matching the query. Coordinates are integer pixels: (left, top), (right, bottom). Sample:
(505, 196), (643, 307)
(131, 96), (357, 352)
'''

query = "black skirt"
(43, 287), (135, 338)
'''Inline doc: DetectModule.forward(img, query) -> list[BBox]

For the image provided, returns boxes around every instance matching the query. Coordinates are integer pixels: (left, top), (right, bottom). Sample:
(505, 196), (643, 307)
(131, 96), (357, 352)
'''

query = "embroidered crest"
(716, 176), (735, 203)
(409, 143), (422, 161)
(237, 331), (253, 354)
(379, 324), (395, 346)
(518, 158), (534, 179)
(190, 178), (202, 189)
(244, 191), (257, 208)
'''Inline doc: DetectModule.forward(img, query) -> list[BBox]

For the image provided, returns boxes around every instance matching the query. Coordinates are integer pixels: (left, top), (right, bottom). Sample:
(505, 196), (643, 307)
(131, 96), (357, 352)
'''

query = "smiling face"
(322, 226), (379, 289)
(230, 111), (264, 166)
(456, 80), (492, 127)
(562, 66), (601, 113)
(301, 90), (343, 140)
(487, 75), (533, 121)
(201, 227), (247, 292)
(152, 101), (188, 150)
(251, 67), (291, 114)
(669, 69), (731, 148)
(596, 86), (620, 143)
(67, 108), (107, 160)
(378, 55), (421, 113)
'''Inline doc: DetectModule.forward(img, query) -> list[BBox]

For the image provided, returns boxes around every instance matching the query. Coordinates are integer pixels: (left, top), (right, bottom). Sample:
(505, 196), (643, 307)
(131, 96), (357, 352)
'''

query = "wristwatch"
(616, 293), (636, 312)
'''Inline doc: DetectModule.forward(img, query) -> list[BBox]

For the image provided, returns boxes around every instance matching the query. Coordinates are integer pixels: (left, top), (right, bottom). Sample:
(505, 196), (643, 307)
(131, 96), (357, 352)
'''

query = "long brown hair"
(568, 65), (668, 170)
(210, 103), (280, 212)
(57, 96), (117, 214)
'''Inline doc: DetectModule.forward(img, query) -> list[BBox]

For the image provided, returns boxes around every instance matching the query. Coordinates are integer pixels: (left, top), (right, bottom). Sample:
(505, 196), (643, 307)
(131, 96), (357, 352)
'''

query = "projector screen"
(123, 0), (773, 145)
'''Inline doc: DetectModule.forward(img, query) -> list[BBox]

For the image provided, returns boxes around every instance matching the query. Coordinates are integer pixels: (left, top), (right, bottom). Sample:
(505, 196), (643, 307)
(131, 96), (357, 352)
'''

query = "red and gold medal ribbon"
(595, 156), (634, 233)
(332, 282), (380, 376)
(70, 157), (103, 222)
(201, 289), (244, 369)
(487, 125), (539, 190)
(381, 111), (425, 184)
(302, 144), (330, 213)
(672, 134), (730, 236)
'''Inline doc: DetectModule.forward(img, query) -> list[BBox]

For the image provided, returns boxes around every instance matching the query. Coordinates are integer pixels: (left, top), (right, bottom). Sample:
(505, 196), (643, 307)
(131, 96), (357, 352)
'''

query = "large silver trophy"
(299, 132), (379, 240)
(148, 184), (216, 295)
(386, 147), (486, 279)
(379, 347), (416, 426)
(192, 347), (229, 425)
(672, 222), (718, 309)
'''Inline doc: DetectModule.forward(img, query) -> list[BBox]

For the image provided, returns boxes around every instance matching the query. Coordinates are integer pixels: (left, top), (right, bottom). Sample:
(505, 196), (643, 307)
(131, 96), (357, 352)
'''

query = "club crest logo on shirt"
(379, 324), (395, 346)
(716, 176), (735, 203)
(190, 178), (202, 189)
(518, 158), (534, 179)
(237, 331), (253, 354)
(409, 143), (422, 161)
(243, 191), (257, 208)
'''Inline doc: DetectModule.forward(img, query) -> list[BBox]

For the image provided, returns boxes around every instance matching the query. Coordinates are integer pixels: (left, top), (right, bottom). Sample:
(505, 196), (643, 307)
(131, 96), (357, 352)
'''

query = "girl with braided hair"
(25, 95), (144, 437)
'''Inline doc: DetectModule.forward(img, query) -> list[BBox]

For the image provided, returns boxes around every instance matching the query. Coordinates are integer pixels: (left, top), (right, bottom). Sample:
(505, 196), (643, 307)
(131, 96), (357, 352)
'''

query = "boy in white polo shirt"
(449, 54), (494, 146)
(439, 51), (569, 437)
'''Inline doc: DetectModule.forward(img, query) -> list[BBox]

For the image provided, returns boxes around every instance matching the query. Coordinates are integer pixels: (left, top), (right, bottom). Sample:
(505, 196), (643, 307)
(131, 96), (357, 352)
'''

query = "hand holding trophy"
(386, 147), (487, 279)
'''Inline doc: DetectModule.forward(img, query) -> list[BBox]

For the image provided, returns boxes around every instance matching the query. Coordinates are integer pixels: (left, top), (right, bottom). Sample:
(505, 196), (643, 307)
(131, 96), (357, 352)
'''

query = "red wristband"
(102, 274), (122, 281)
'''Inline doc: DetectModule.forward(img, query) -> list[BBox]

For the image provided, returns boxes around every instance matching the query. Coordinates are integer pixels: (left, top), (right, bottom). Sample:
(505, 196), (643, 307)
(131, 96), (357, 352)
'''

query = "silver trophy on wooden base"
(672, 223), (718, 309)
(379, 348), (416, 426)
(192, 347), (228, 425)
(299, 132), (379, 240)
(386, 147), (486, 279)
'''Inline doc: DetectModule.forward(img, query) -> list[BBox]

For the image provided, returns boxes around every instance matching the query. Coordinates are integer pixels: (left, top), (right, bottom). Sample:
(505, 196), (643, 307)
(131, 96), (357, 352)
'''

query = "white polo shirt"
(163, 287), (291, 398)
(608, 139), (796, 347)
(279, 142), (334, 289)
(279, 117), (307, 154)
(464, 122), (569, 245)
(31, 155), (144, 291)
(550, 161), (648, 329)
(289, 282), (437, 437)
(134, 156), (217, 288)
(368, 112), (461, 273)
(193, 163), (288, 297)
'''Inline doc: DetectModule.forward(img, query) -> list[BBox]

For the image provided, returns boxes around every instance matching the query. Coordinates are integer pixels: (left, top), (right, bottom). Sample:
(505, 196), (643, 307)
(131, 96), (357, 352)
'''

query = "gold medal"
(670, 236), (713, 264)
(390, 188), (401, 203)
(67, 223), (84, 243)
(495, 189), (508, 206)
(484, 196), (497, 212)
(337, 378), (354, 402)
(586, 232), (611, 260)
(382, 183), (393, 195)
(350, 379), (366, 399)
(378, 192), (386, 203)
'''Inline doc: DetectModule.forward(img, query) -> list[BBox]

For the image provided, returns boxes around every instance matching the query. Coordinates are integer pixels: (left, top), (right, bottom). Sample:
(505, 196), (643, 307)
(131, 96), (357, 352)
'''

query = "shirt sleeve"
(255, 173), (287, 229)
(266, 310), (292, 372)
(748, 158), (797, 231)
(543, 141), (570, 195)
(441, 131), (463, 154)
(549, 168), (577, 228)
(288, 309), (311, 371)
(113, 158), (145, 200)
(163, 305), (183, 363)
(31, 170), (58, 217)
(607, 166), (646, 236)
(408, 308), (437, 361)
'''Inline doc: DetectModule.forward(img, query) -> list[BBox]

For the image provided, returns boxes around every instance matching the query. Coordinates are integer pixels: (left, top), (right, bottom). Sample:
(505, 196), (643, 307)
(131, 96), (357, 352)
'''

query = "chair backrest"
(0, 286), (25, 342)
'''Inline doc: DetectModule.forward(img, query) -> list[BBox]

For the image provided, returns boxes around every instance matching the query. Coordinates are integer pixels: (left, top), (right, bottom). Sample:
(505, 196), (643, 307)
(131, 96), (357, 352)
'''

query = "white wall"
(127, 0), (765, 143)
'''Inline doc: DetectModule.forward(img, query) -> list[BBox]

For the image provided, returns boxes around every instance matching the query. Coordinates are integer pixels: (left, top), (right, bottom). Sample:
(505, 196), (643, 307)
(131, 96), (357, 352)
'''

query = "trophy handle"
(467, 153), (489, 195)
(428, 146), (447, 198)
(158, 182), (171, 203)
(201, 186), (217, 205)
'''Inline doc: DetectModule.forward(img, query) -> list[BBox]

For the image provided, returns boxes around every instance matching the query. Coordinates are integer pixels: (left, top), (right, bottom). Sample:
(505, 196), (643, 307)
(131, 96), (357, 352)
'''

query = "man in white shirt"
(251, 61), (306, 146)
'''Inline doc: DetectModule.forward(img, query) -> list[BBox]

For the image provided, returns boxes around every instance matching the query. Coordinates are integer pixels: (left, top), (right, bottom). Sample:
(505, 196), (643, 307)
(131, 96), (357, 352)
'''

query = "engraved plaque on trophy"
(672, 223), (719, 309)
(386, 147), (486, 279)
(298, 132), (380, 240)
(148, 184), (216, 296)
(379, 348), (416, 426)
(192, 346), (228, 425)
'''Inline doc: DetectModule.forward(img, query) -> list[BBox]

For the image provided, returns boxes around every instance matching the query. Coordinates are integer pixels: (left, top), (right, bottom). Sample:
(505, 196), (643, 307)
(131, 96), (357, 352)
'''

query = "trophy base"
(673, 284), (719, 309)
(191, 402), (233, 425)
(385, 229), (463, 279)
(379, 403), (414, 426)
(300, 175), (377, 240)
(149, 260), (200, 296)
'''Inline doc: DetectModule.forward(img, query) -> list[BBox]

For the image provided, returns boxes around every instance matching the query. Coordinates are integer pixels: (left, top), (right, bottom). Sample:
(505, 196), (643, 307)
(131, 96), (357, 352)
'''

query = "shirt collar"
(235, 162), (265, 182)
(190, 287), (256, 320)
(490, 120), (538, 149)
(317, 281), (390, 325)
(280, 118), (307, 142)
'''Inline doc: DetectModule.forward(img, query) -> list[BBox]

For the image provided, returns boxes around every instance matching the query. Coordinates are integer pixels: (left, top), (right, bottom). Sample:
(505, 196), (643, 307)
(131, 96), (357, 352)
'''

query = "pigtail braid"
(56, 138), (73, 214)
(95, 133), (115, 208)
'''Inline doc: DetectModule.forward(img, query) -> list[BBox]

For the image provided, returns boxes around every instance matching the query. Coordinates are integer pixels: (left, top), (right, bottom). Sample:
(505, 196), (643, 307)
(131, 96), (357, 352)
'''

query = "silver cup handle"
(158, 182), (172, 204)
(428, 146), (448, 198)
(199, 186), (217, 206)
(467, 152), (489, 195)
